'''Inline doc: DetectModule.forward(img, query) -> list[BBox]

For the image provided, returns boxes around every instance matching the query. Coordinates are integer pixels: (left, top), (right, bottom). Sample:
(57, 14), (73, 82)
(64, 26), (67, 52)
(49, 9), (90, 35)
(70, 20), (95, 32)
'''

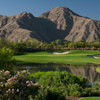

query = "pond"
(1, 63), (100, 83)
(15, 64), (100, 83)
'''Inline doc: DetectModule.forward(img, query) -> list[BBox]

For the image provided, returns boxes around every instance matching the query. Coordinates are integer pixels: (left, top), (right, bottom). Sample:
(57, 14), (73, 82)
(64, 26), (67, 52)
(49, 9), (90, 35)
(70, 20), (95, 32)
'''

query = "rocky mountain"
(0, 7), (100, 42)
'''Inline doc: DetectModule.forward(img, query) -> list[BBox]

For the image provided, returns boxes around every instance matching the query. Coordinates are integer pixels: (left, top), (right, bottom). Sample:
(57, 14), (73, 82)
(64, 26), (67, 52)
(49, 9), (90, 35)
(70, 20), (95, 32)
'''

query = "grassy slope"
(80, 97), (100, 100)
(14, 50), (100, 65)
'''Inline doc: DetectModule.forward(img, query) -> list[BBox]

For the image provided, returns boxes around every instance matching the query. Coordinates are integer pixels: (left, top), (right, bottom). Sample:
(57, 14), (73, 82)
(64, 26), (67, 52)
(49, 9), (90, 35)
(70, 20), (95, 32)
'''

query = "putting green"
(14, 50), (100, 65)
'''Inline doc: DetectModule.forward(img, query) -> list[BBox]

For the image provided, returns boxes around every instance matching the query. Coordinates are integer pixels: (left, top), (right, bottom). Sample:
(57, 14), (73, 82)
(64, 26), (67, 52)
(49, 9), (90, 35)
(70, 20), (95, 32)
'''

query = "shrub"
(68, 84), (82, 96)
(30, 71), (87, 87)
(0, 70), (40, 100)
(0, 47), (14, 68)
(29, 71), (87, 99)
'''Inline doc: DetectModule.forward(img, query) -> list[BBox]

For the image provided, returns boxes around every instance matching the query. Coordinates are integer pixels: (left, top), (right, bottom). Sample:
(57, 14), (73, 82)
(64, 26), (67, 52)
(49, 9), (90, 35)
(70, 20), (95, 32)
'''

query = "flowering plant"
(0, 70), (40, 100)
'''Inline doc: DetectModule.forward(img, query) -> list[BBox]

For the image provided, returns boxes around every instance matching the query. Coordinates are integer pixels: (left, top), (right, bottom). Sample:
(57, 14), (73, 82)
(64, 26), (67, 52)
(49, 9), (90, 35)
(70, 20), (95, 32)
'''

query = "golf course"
(14, 50), (100, 65)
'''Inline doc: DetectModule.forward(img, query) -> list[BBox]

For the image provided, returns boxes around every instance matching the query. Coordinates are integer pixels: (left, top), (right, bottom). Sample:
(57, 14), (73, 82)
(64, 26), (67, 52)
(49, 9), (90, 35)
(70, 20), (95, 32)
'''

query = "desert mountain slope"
(40, 7), (100, 42)
(0, 7), (100, 42)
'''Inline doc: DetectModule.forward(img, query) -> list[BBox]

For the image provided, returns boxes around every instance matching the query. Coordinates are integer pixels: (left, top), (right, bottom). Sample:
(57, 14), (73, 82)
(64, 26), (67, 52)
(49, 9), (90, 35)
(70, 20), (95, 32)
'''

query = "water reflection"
(16, 64), (100, 82)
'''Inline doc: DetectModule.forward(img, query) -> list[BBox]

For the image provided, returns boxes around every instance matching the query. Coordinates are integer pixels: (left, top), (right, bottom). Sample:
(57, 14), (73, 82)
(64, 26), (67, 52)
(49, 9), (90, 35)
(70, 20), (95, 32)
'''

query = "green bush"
(29, 71), (87, 99)
(30, 71), (87, 87)
(68, 84), (82, 96)
(0, 47), (14, 68)
(82, 88), (100, 97)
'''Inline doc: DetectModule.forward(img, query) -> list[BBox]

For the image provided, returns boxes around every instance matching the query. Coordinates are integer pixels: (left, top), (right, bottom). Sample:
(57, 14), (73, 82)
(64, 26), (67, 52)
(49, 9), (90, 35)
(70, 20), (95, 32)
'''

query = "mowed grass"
(80, 97), (100, 100)
(14, 50), (100, 65)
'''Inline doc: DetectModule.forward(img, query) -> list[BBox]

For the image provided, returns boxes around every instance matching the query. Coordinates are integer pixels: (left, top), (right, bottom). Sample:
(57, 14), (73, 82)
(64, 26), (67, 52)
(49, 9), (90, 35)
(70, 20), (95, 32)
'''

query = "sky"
(0, 0), (100, 20)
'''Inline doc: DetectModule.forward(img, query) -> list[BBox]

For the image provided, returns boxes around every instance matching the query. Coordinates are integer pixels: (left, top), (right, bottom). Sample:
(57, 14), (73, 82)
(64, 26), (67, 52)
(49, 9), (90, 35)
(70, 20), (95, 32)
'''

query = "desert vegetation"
(1, 38), (100, 52)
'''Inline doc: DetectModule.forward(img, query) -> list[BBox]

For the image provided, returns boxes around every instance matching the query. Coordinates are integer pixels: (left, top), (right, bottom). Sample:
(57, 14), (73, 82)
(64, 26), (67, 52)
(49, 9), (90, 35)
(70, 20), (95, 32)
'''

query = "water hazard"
(16, 64), (100, 82)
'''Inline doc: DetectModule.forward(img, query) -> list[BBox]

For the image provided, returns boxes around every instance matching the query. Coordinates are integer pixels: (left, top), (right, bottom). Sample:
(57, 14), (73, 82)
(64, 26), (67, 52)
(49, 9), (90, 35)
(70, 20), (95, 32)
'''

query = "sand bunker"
(88, 55), (100, 59)
(93, 56), (100, 59)
(49, 51), (69, 55)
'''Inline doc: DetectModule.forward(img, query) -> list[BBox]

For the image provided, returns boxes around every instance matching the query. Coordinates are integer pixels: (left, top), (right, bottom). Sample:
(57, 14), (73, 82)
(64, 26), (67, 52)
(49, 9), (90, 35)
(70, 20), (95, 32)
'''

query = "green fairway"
(14, 50), (100, 65)
(80, 97), (100, 100)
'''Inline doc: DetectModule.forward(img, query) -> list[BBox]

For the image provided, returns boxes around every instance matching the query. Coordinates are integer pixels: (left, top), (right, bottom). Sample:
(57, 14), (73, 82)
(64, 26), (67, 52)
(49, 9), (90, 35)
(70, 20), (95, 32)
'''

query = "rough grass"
(14, 50), (100, 65)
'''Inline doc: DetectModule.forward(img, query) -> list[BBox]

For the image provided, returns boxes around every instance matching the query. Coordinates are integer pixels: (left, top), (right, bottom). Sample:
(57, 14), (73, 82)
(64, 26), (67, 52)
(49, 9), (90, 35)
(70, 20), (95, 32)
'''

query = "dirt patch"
(66, 96), (80, 100)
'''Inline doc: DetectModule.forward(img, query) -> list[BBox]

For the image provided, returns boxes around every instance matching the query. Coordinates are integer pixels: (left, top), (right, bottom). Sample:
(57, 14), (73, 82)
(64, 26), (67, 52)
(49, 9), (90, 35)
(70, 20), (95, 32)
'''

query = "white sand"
(88, 55), (100, 59)
(93, 56), (100, 59)
(50, 51), (69, 55)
